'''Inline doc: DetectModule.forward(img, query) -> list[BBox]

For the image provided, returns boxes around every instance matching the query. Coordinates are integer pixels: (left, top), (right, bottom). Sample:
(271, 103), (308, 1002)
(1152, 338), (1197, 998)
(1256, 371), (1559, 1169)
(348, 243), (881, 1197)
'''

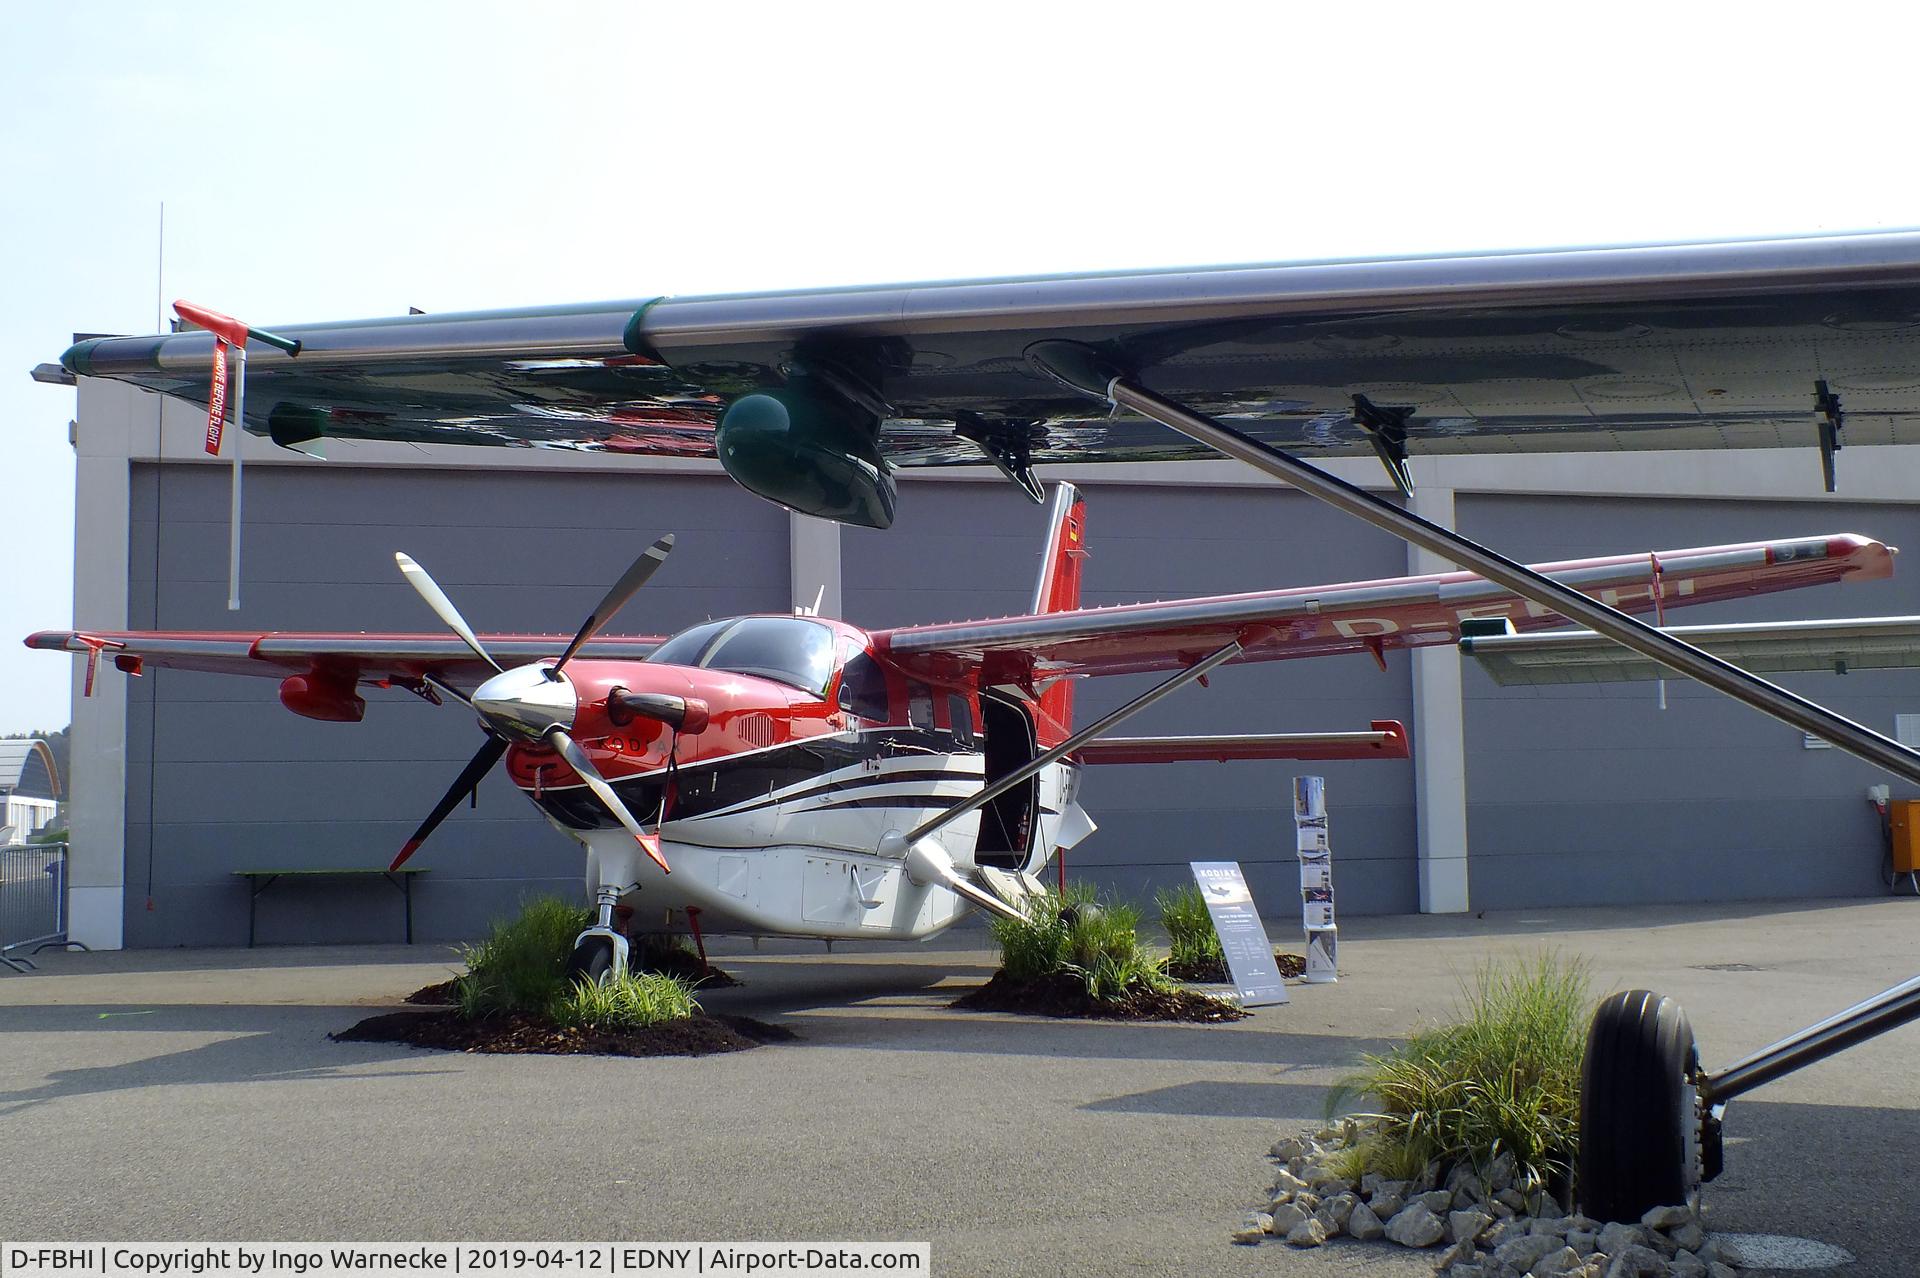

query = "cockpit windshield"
(645, 617), (837, 696)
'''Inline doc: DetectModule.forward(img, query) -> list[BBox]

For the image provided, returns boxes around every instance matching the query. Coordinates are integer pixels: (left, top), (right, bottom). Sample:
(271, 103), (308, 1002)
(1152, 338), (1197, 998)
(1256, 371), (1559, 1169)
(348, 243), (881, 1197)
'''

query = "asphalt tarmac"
(4, 899), (1918, 1277)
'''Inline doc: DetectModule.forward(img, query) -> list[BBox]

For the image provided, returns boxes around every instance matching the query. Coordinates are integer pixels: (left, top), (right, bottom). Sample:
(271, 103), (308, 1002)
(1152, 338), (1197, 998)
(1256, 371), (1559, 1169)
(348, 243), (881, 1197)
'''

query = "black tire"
(564, 937), (615, 986)
(1577, 989), (1701, 1224)
(1058, 902), (1103, 928)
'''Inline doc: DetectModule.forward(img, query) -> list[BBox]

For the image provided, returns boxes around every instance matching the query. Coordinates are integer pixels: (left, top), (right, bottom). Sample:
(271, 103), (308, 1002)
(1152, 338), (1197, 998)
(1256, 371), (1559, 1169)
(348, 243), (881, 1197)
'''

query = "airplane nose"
(472, 664), (579, 741)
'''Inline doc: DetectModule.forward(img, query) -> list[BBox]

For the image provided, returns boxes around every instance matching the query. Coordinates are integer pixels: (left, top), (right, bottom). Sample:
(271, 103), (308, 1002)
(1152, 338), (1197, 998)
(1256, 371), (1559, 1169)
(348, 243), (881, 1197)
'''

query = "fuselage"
(494, 614), (1076, 939)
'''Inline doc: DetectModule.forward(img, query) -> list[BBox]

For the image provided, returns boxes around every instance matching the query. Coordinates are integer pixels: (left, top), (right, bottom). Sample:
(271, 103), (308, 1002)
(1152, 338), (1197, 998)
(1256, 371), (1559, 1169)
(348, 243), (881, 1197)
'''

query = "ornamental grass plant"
(1156, 883), (1225, 971)
(554, 969), (700, 1032)
(1327, 952), (1591, 1190)
(453, 896), (593, 1019)
(989, 883), (1173, 1003)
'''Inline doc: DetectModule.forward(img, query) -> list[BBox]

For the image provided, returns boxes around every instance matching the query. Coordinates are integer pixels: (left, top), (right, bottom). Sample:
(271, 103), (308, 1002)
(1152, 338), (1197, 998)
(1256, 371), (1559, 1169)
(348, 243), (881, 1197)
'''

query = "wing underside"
(22, 631), (660, 694)
(56, 232), (1920, 469)
(1460, 617), (1920, 686)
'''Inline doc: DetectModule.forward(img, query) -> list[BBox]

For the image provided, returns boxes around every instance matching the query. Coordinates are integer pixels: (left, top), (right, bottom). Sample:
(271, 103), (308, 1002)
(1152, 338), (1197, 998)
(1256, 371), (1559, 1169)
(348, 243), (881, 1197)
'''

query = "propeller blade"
(391, 736), (509, 870)
(395, 552), (502, 673)
(548, 728), (672, 875)
(552, 534), (675, 674)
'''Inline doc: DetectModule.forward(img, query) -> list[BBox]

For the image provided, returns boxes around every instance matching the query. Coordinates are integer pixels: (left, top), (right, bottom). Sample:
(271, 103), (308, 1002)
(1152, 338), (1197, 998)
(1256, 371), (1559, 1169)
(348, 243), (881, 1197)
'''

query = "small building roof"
(0, 739), (60, 800)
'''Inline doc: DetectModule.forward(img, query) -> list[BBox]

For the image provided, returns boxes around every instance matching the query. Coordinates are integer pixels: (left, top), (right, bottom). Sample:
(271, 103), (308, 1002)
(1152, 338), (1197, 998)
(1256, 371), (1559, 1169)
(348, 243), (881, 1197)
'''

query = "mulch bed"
(952, 970), (1250, 1022)
(333, 1008), (794, 1057)
(402, 954), (738, 1007)
(1164, 951), (1307, 983)
(405, 979), (459, 1005)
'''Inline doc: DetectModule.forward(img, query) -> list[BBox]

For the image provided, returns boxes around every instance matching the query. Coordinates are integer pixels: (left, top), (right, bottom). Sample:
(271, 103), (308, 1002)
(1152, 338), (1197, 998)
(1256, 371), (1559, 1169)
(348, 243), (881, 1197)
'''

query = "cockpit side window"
(837, 653), (890, 721)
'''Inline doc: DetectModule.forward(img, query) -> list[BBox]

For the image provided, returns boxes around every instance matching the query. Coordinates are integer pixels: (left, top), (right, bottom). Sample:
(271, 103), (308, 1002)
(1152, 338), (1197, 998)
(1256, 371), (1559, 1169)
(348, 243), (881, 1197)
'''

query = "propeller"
(391, 737), (508, 870)
(389, 537), (677, 872)
(396, 552), (502, 673)
(549, 728), (671, 874)
(551, 534), (674, 675)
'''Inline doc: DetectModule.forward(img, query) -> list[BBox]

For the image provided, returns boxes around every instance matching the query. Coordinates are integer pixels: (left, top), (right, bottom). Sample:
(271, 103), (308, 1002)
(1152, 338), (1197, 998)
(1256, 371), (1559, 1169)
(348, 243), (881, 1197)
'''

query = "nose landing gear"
(565, 883), (630, 985)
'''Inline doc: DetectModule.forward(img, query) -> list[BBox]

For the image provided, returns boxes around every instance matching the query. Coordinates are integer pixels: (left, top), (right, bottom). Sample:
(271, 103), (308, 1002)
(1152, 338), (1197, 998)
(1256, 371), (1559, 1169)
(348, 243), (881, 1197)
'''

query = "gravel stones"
(1494, 1232), (1563, 1274)
(1597, 1222), (1647, 1257)
(1243, 1125), (1741, 1274)
(1266, 1202), (1307, 1236)
(1603, 1244), (1667, 1278)
(1346, 1199), (1385, 1241)
(1285, 1216), (1329, 1247)
(1531, 1245), (1583, 1276)
(1449, 1208), (1493, 1246)
(1384, 1203), (1447, 1247)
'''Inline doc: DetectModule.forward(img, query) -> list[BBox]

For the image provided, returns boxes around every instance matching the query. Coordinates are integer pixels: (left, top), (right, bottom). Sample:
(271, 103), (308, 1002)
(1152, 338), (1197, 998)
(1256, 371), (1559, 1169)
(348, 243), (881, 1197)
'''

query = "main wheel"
(564, 937), (615, 986)
(1577, 989), (1702, 1224)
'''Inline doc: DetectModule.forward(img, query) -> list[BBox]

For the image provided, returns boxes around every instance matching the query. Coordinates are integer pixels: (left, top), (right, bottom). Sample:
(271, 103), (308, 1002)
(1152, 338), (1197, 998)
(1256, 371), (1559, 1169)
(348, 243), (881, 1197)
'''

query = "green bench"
(234, 868), (428, 946)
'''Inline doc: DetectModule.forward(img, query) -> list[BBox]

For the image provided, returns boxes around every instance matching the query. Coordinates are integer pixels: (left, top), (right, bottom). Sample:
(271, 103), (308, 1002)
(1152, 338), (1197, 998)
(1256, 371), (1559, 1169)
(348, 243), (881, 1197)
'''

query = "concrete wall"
(122, 464), (787, 946)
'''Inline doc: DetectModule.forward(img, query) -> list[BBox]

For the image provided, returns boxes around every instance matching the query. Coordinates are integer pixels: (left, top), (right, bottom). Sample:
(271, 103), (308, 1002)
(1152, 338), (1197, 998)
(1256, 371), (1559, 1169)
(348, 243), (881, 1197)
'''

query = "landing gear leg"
(566, 884), (630, 985)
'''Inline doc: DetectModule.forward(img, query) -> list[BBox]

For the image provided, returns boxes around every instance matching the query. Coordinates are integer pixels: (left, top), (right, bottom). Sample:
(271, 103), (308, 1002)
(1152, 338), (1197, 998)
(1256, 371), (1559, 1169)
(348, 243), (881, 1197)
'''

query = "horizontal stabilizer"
(1075, 722), (1409, 764)
(1461, 617), (1920, 686)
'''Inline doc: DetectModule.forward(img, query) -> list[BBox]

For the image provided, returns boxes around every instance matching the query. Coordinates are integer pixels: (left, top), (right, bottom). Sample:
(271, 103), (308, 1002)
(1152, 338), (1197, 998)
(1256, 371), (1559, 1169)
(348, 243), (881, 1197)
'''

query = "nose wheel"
(566, 885), (629, 986)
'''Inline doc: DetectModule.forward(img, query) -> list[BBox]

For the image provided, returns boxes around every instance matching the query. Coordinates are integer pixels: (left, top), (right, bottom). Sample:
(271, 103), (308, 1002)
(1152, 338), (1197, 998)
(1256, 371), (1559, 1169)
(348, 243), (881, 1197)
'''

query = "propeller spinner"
(388, 536), (677, 874)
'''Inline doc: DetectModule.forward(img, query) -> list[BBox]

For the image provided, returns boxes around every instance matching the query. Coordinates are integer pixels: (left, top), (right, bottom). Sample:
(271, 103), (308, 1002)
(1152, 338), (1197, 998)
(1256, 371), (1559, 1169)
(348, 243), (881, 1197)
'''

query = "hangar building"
(47, 376), (1920, 948)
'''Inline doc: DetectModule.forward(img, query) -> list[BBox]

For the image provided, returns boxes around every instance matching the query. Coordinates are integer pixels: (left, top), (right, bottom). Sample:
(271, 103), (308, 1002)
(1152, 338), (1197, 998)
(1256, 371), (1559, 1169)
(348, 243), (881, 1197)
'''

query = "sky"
(4, 1), (1920, 734)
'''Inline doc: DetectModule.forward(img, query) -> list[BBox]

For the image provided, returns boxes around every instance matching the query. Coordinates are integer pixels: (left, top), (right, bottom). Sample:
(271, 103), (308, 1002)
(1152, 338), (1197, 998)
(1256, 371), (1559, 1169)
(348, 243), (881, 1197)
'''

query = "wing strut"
(1025, 339), (1920, 789)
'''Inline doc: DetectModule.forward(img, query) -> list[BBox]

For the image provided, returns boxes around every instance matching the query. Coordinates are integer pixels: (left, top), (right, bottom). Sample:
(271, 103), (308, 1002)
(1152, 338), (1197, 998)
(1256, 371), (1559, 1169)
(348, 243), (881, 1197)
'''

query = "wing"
(873, 535), (1893, 686)
(22, 631), (661, 696)
(58, 231), (1920, 468)
(1461, 616), (1920, 686)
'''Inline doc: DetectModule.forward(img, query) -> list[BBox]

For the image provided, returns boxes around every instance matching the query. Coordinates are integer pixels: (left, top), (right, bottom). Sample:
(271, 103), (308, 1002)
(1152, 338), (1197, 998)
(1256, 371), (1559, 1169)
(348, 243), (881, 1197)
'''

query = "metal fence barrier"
(2, 843), (86, 973)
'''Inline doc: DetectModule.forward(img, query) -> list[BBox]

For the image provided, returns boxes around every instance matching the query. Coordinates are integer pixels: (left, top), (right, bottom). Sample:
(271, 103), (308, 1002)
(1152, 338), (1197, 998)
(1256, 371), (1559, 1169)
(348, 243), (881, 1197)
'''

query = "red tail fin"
(1031, 484), (1087, 739)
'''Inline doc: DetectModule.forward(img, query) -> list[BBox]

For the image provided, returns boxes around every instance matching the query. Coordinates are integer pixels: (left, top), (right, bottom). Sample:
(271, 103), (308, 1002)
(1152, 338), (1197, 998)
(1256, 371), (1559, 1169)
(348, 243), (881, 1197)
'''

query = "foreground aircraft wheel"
(564, 937), (615, 987)
(1577, 989), (1702, 1223)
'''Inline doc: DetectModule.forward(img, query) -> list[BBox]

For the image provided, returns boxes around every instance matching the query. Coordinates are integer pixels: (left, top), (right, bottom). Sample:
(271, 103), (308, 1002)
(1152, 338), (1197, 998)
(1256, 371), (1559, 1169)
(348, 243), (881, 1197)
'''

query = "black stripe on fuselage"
(530, 728), (977, 831)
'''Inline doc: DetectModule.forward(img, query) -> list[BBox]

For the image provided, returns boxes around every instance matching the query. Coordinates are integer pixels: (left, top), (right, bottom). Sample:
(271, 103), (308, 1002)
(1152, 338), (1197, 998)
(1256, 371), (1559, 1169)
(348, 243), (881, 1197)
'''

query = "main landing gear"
(1575, 975), (1920, 1220)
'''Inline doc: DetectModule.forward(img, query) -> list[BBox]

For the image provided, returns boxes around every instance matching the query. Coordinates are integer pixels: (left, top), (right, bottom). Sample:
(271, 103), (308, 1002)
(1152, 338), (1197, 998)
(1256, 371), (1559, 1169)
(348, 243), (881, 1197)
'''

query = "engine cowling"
(715, 382), (897, 529)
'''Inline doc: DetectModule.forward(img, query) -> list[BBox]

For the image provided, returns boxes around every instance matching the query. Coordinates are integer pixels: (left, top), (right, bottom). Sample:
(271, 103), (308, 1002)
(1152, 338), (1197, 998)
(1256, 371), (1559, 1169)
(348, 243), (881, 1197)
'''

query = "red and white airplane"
(27, 484), (1894, 979)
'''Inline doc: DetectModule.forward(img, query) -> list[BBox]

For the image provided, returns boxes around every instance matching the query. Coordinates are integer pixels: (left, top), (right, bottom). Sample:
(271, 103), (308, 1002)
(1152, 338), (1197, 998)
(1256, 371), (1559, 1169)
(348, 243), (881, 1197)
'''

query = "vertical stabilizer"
(1030, 483), (1087, 734)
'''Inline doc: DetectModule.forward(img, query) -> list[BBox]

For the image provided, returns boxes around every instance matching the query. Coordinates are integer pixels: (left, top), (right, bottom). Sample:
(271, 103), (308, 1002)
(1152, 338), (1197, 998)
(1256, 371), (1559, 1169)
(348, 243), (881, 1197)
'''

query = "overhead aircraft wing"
(55, 231), (1920, 480)
(21, 631), (660, 696)
(1461, 616), (1920, 686)
(873, 535), (1893, 686)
